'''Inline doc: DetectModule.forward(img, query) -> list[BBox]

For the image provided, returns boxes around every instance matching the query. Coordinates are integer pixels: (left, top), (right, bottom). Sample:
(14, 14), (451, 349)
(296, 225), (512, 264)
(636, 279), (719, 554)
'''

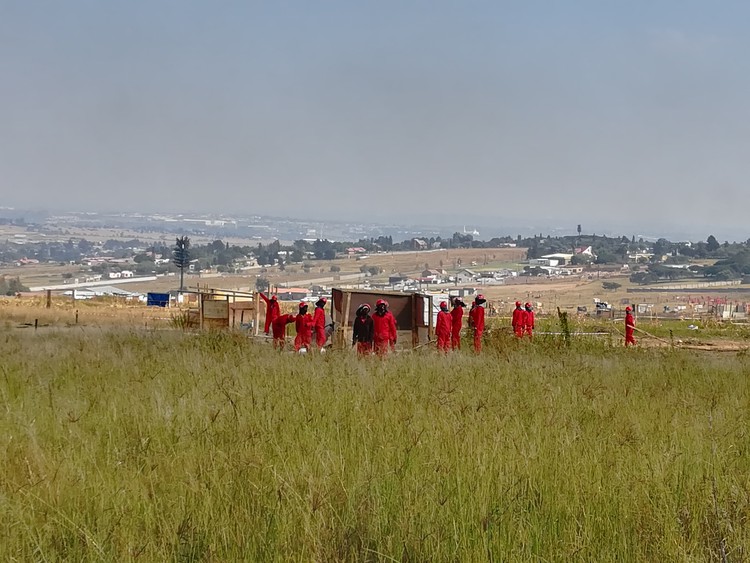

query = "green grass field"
(2, 327), (749, 561)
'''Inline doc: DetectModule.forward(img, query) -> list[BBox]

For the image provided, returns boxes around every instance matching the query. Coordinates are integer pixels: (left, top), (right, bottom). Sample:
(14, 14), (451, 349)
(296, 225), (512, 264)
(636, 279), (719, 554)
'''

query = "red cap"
(270, 295), (277, 301)
(525, 302), (532, 308)
(515, 301), (521, 306)
(440, 301), (447, 308)
(625, 306), (632, 312)
(376, 299), (386, 306)
(299, 301), (307, 308)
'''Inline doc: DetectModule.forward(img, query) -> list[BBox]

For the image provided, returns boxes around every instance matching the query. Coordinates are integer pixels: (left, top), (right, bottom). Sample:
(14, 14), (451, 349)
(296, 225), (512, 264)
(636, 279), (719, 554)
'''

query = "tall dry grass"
(1, 326), (749, 561)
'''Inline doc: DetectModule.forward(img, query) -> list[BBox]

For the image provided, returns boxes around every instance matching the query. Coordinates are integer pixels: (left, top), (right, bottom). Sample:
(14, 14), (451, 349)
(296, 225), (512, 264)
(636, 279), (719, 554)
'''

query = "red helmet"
(270, 295), (277, 301)
(515, 301), (521, 307)
(376, 299), (386, 307)
(440, 301), (448, 309)
(299, 301), (307, 309)
(625, 306), (632, 312)
(316, 297), (327, 307)
(525, 302), (532, 308)
(361, 303), (371, 312)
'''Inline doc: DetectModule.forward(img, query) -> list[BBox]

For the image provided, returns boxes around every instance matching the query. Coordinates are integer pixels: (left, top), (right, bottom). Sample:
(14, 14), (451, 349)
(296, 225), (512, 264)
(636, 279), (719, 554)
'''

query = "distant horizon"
(0, 204), (746, 244)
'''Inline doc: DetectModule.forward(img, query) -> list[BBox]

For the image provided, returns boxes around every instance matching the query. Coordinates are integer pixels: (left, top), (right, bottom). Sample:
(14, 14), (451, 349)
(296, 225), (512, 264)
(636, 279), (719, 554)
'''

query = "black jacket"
(352, 315), (374, 344)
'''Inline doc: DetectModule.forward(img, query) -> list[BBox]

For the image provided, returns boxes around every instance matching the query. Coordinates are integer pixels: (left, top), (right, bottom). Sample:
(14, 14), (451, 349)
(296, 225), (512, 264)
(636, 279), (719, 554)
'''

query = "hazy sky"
(2, 1), (749, 238)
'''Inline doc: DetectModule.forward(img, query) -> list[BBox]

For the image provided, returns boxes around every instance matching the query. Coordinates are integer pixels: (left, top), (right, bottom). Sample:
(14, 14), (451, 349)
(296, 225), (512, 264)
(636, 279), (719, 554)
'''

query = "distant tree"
(255, 276), (269, 293)
(367, 266), (381, 276)
(330, 265), (341, 272)
(0, 275), (29, 295)
(133, 253), (152, 263)
(706, 235), (720, 252)
(172, 236), (191, 291)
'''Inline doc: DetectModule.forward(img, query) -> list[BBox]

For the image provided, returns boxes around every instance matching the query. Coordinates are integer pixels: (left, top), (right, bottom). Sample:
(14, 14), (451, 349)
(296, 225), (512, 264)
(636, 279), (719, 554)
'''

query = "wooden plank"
(254, 293), (261, 336)
(411, 294), (419, 348)
(341, 291), (352, 349)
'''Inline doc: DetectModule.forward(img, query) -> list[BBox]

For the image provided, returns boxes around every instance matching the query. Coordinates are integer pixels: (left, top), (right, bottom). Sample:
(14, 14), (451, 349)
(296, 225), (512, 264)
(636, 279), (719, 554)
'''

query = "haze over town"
(2, 2), (750, 241)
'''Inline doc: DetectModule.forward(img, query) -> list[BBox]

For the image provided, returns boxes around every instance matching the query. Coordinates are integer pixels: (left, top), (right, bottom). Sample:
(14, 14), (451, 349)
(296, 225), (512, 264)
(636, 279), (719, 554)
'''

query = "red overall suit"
(512, 303), (525, 338)
(468, 304), (485, 353)
(625, 310), (637, 346)
(294, 311), (313, 351)
(271, 313), (296, 349)
(372, 310), (397, 355)
(436, 308), (452, 352)
(524, 305), (535, 338)
(450, 304), (464, 350)
(260, 292), (280, 334)
(313, 304), (327, 348)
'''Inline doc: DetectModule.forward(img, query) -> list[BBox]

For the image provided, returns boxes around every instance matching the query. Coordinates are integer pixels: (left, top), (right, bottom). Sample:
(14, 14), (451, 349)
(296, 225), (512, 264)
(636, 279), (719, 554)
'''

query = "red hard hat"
(376, 299), (386, 306)
(440, 301), (447, 308)
(270, 295), (277, 301)
(299, 301), (307, 308)
(525, 302), (532, 308)
(515, 301), (521, 306)
(361, 303), (371, 311)
(625, 306), (632, 312)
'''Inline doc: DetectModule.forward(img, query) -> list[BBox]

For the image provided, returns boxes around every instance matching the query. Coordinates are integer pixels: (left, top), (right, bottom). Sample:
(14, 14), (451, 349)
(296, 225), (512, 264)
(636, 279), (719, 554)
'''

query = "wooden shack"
(331, 288), (433, 349)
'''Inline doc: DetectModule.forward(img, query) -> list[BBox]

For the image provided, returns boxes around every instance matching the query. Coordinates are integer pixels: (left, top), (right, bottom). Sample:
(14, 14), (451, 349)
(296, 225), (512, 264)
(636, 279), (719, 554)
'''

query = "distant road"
(30, 276), (158, 292)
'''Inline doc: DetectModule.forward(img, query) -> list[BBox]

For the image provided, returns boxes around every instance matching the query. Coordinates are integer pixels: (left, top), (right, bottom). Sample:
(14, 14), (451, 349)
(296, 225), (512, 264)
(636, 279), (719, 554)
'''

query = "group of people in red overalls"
(434, 294), (487, 353)
(261, 292), (332, 352)
(511, 301), (535, 339)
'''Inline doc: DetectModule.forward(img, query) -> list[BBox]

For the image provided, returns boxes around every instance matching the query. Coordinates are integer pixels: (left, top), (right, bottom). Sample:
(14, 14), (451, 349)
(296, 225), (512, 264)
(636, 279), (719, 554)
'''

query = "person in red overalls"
(435, 301), (452, 353)
(312, 297), (328, 350)
(450, 297), (465, 350)
(294, 302), (314, 352)
(468, 294), (486, 353)
(271, 313), (296, 350)
(352, 303), (374, 356)
(372, 299), (397, 355)
(524, 302), (535, 339)
(625, 306), (637, 346)
(260, 292), (280, 335)
(512, 301), (525, 338)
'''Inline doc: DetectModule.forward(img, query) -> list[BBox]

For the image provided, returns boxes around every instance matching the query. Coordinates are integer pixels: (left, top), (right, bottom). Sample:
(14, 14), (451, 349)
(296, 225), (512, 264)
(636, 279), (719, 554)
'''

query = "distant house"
(541, 253), (574, 266)
(575, 246), (595, 257)
(411, 238), (428, 250)
(388, 274), (410, 285)
(346, 247), (367, 255)
(421, 268), (446, 282)
(529, 258), (559, 267)
(627, 252), (654, 262)
(120, 270), (134, 278)
(276, 287), (310, 301)
(108, 272), (122, 279)
(455, 269), (478, 283)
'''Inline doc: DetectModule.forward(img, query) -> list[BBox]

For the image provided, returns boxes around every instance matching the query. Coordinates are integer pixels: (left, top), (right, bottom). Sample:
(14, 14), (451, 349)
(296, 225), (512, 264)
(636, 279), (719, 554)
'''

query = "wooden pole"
(342, 291), (352, 349)
(428, 295), (434, 341)
(411, 294), (419, 348)
(254, 293), (261, 336)
(46, 290), (52, 309)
